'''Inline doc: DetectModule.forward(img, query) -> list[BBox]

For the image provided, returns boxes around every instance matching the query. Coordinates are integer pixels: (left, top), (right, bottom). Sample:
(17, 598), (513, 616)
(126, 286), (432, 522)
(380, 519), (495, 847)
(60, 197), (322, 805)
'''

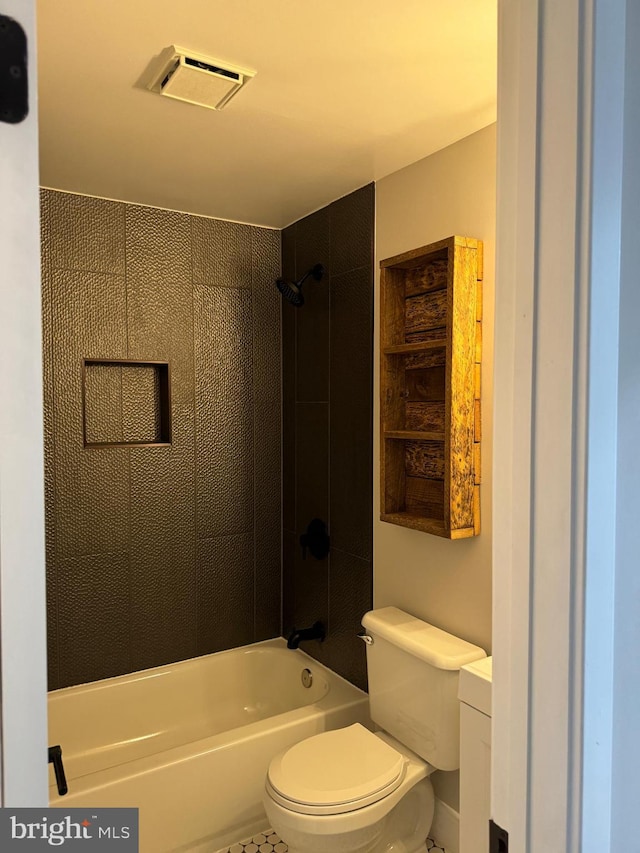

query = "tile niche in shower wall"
(41, 190), (282, 690)
(281, 184), (375, 691)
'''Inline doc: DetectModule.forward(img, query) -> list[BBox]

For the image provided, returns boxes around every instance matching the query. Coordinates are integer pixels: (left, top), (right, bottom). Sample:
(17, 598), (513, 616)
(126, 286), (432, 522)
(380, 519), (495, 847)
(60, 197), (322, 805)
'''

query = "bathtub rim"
(48, 636), (345, 698)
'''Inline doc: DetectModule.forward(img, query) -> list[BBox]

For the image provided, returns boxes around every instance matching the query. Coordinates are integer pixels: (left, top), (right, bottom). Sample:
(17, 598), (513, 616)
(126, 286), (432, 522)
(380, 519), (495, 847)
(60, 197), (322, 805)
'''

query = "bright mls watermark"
(0, 809), (138, 850)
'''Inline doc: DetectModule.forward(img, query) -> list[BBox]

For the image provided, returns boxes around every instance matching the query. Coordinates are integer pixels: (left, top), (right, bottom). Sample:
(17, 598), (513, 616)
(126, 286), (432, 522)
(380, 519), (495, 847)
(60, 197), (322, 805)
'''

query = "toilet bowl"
(263, 724), (435, 853)
(264, 607), (486, 853)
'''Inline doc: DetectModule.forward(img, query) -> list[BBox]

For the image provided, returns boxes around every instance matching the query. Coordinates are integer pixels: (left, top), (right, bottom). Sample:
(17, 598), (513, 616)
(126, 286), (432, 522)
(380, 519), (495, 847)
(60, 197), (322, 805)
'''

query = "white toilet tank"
(362, 607), (486, 772)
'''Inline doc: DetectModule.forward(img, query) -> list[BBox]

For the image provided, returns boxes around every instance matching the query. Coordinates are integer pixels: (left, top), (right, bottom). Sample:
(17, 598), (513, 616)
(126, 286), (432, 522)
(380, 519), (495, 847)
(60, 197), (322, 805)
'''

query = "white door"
(0, 0), (48, 805)
(493, 1), (638, 851)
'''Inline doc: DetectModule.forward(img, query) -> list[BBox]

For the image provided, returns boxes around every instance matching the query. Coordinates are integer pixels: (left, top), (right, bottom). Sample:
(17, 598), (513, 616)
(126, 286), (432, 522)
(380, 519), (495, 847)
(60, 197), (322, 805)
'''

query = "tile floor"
(223, 828), (286, 853)
(221, 829), (447, 852)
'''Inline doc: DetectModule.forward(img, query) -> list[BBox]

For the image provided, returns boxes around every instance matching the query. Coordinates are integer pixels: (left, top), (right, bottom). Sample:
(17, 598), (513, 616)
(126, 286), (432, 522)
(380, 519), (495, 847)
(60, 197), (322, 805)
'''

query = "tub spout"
(287, 621), (326, 649)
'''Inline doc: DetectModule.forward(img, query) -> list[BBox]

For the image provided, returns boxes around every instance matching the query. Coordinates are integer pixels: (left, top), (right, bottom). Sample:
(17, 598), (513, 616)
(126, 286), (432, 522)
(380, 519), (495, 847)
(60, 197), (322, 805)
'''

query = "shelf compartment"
(383, 438), (445, 523)
(405, 402), (445, 433)
(405, 289), (448, 339)
(405, 440), (445, 480)
(405, 477), (445, 521)
(404, 257), (448, 297)
(82, 358), (172, 449)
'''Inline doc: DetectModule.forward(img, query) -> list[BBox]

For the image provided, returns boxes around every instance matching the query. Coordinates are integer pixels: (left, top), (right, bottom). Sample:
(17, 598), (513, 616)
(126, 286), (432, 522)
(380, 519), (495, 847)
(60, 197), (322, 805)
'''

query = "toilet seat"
(266, 724), (407, 816)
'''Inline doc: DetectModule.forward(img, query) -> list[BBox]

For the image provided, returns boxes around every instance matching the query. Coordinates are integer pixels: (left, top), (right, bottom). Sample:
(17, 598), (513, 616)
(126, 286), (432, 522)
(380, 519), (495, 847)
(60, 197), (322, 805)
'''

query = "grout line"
(191, 217), (199, 653)
(326, 212), (332, 642)
(123, 203), (133, 676)
(285, 226), (299, 637)
(123, 204), (129, 359)
(293, 227), (298, 544)
(329, 262), (371, 279)
(197, 530), (254, 543)
(329, 545), (372, 564)
(43, 206), (62, 691)
(278, 231), (285, 639)
(251, 231), (258, 642)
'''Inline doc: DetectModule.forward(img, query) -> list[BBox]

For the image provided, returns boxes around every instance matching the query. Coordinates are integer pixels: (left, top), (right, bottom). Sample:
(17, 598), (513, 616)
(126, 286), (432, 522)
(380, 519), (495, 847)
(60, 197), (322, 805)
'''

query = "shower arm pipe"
(294, 263), (324, 288)
(295, 268), (315, 287)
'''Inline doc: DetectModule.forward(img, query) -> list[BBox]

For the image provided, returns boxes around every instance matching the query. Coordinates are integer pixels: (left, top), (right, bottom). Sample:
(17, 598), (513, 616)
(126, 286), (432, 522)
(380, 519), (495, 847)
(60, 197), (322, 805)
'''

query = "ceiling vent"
(150, 46), (256, 111)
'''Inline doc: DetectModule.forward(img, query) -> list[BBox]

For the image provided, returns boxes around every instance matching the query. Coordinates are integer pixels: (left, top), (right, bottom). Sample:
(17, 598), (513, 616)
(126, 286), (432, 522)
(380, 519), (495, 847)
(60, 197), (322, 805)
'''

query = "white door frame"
(0, 0), (48, 805)
(493, 0), (635, 850)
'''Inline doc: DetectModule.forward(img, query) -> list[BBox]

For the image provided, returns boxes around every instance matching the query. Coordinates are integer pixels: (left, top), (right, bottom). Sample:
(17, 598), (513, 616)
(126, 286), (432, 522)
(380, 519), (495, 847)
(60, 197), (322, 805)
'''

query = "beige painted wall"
(374, 125), (496, 810)
(374, 124), (495, 649)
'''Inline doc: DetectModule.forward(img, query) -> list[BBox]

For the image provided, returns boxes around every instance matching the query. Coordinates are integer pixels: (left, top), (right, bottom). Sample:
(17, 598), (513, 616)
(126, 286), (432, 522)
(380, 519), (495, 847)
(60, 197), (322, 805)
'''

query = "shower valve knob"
(299, 518), (330, 561)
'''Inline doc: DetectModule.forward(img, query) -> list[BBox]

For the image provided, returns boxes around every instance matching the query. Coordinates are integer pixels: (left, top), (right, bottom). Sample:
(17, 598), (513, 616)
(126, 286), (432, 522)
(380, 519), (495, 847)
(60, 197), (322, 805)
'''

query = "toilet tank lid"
(362, 607), (486, 670)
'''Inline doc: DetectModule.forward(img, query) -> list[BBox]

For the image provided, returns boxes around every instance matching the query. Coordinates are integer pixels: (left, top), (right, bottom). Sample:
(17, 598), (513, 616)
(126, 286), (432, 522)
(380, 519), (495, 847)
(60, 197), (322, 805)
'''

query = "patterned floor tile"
(224, 829), (287, 853)
(222, 829), (447, 852)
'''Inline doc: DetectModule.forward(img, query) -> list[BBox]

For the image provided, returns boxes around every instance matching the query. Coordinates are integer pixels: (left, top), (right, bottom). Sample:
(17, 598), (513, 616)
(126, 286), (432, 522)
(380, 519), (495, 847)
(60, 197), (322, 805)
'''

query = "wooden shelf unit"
(380, 236), (482, 538)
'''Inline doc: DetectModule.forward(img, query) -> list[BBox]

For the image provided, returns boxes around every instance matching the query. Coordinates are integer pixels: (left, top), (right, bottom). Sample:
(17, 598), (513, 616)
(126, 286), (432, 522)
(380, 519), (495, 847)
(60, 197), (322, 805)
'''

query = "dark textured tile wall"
(42, 190), (282, 690)
(281, 184), (374, 691)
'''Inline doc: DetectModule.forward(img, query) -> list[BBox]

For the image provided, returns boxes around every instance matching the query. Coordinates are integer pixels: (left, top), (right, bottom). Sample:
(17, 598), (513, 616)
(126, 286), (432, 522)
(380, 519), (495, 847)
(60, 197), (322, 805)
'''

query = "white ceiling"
(36, 0), (497, 228)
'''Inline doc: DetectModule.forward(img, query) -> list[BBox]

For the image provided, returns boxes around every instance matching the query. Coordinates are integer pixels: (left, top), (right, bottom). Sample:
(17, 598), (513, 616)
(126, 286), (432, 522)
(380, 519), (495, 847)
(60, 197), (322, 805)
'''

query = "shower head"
(276, 263), (324, 307)
(277, 278), (304, 306)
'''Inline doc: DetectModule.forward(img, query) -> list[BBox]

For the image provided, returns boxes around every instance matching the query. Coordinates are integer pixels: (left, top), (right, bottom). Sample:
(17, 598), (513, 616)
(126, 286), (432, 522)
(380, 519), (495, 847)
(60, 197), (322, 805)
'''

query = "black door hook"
(0, 15), (29, 124)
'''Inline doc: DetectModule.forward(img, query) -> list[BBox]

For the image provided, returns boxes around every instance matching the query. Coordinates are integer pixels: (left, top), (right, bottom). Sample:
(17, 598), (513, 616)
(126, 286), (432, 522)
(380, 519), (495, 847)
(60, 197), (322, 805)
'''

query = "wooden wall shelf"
(380, 236), (482, 538)
(383, 340), (447, 355)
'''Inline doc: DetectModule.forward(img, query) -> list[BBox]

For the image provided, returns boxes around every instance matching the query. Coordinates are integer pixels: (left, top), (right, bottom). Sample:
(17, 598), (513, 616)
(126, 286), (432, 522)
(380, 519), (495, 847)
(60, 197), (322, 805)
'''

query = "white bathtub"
(48, 639), (369, 852)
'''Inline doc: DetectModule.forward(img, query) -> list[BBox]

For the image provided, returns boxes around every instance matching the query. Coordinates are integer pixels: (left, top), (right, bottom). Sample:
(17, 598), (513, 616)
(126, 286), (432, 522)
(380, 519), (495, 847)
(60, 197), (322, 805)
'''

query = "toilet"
(263, 606), (486, 853)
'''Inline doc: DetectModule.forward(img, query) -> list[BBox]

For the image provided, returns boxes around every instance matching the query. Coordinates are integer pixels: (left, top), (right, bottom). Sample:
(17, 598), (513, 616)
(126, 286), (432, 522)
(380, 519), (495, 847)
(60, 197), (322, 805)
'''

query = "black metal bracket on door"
(489, 819), (508, 853)
(48, 745), (68, 796)
(0, 14), (28, 124)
